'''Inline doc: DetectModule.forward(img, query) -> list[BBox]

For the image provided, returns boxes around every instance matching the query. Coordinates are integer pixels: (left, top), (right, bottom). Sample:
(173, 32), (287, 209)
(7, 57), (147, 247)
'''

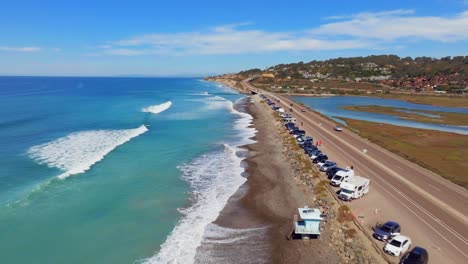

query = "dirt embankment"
(240, 95), (387, 264)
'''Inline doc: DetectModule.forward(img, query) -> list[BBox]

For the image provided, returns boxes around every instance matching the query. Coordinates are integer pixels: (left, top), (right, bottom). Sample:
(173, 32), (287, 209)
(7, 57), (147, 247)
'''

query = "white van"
(330, 169), (354, 186)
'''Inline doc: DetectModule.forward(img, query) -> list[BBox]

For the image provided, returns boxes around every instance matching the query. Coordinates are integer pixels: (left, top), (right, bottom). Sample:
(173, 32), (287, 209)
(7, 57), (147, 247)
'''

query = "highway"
(242, 80), (468, 264)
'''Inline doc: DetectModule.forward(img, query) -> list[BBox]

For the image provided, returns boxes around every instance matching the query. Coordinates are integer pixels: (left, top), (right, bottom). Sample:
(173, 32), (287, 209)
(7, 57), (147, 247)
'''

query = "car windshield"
(341, 189), (353, 194)
(389, 239), (402, 247)
(380, 225), (392, 233)
(333, 176), (342, 181)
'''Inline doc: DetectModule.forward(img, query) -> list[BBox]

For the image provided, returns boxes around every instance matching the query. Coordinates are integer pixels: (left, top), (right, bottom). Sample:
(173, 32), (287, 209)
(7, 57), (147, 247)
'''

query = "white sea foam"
(143, 96), (257, 264)
(28, 125), (148, 179)
(142, 101), (172, 114)
(144, 145), (247, 264)
(192, 91), (210, 96)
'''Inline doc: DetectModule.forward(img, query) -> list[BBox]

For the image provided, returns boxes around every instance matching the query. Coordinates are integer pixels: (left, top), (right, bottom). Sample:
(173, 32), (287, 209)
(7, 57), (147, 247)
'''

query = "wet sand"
(201, 96), (340, 263)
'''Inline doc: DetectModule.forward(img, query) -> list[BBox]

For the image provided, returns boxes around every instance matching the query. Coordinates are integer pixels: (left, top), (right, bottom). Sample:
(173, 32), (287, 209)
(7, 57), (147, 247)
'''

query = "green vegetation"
(341, 105), (468, 126)
(340, 118), (468, 189)
(209, 55), (468, 100)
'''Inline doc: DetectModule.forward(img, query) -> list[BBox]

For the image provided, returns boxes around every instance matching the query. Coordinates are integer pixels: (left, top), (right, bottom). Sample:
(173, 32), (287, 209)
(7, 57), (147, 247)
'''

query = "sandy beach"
(204, 96), (342, 263)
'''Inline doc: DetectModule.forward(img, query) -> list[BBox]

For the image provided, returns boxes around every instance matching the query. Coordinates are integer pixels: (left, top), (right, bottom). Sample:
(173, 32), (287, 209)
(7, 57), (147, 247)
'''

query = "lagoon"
(290, 96), (468, 134)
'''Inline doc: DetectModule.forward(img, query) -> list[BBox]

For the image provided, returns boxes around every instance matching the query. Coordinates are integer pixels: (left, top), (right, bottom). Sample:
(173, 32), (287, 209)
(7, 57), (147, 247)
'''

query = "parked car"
(400, 246), (428, 264)
(320, 161), (337, 172)
(326, 167), (344, 179)
(330, 169), (355, 186)
(316, 159), (328, 167)
(373, 221), (401, 241)
(309, 149), (322, 159)
(312, 154), (328, 164)
(292, 130), (305, 137)
(301, 109), (306, 112)
(304, 145), (318, 153)
(334, 126), (343, 132)
(384, 235), (412, 257)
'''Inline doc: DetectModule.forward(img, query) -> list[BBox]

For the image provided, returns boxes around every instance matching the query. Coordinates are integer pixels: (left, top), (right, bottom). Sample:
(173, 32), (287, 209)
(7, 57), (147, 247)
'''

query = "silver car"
(320, 161), (337, 172)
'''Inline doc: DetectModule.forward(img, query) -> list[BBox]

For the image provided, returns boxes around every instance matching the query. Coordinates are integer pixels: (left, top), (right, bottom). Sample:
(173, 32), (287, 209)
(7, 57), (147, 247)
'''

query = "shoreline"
(211, 96), (342, 263)
(204, 79), (386, 264)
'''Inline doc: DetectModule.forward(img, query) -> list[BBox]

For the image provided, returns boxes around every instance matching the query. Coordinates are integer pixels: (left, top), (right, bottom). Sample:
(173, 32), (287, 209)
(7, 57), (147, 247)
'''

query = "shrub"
(344, 228), (357, 238)
(315, 180), (328, 194)
(337, 205), (354, 223)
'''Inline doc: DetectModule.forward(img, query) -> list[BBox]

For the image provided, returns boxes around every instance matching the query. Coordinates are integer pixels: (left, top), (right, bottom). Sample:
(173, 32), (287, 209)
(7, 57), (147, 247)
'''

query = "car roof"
(383, 221), (399, 227)
(411, 246), (427, 254)
(392, 235), (409, 241)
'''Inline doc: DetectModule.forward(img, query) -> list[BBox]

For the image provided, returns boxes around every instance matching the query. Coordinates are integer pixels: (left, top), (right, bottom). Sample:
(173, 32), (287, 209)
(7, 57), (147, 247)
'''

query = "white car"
(384, 235), (412, 257)
(334, 126), (343, 132)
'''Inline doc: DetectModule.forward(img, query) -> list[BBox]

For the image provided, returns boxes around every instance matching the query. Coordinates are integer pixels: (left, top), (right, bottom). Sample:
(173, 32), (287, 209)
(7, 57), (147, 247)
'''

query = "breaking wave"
(142, 101), (172, 114)
(143, 145), (247, 263)
(27, 125), (148, 179)
(142, 96), (256, 264)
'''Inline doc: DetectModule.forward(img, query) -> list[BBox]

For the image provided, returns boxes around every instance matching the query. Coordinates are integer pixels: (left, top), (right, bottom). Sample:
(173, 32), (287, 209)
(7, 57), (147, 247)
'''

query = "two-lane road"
(243, 80), (468, 263)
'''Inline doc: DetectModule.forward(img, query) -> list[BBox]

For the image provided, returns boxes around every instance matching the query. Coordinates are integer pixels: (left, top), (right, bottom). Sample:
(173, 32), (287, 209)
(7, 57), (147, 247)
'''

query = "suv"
(400, 247), (428, 264)
(320, 161), (337, 172)
(384, 235), (412, 257)
(373, 221), (401, 241)
(312, 154), (328, 164)
(309, 149), (322, 158)
(326, 167), (344, 179)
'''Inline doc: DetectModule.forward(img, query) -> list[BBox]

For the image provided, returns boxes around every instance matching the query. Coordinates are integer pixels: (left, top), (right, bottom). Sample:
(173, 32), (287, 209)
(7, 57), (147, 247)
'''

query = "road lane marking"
(246, 83), (468, 261)
(428, 184), (441, 191)
(263, 93), (468, 244)
(275, 94), (468, 224)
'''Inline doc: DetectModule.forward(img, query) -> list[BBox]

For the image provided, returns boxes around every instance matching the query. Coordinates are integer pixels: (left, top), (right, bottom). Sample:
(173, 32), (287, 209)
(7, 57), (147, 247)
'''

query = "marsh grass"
(341, 105), (468, 126)
(341, 118), (468, 189)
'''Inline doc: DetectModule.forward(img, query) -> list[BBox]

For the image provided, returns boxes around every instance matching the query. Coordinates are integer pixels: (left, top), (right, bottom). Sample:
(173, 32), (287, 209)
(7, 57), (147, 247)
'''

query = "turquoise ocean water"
(0, 77), (255, 263)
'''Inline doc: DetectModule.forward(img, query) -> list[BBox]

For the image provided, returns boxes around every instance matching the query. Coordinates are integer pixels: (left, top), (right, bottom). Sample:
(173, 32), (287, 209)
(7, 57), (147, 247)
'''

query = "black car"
(305, 149), (319, 156)
(312, 154), (328, 163)
(285, 123), (296, 129)
(308, 149), (321, 157)
(400, 247), (428, 264)
(303, 145), (317, 152)
(291, 129), (305, 136)
(326, 167), (344, 179)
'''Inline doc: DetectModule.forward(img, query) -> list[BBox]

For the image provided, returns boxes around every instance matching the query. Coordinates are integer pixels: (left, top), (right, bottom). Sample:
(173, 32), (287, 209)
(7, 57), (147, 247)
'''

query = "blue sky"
(1, 0), (467, 76)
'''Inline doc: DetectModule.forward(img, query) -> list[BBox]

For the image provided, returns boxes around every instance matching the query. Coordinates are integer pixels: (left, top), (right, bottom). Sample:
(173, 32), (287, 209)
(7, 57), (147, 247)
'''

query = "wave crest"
(28, 125), (148, 179)
(142, 101), (172, 114)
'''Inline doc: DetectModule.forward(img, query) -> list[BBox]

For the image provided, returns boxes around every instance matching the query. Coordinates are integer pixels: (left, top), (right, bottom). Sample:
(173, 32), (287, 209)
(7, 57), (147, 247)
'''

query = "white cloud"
(99, 10), (468, 56)
(314, 10), (468, 41)
(0, 46), (41, 52)
(102, 24), (370, 56)
(325, 9), (415, 20)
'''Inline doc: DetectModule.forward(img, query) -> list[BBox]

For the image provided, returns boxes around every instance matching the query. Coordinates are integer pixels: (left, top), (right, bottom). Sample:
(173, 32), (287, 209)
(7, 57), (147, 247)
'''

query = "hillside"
(209, 55), (468, 95)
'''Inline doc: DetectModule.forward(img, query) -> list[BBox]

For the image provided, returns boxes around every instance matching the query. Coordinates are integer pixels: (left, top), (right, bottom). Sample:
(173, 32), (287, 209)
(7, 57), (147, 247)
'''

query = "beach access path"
(241, 80), (468, 264)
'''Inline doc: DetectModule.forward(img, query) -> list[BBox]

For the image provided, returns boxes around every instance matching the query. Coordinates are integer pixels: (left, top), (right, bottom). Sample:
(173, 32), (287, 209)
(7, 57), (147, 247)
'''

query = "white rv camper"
(338, 176), (370, 201)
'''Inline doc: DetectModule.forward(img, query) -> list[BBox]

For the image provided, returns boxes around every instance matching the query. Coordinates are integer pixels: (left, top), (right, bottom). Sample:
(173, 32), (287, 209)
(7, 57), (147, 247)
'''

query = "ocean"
(0, 77), (256, 263)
